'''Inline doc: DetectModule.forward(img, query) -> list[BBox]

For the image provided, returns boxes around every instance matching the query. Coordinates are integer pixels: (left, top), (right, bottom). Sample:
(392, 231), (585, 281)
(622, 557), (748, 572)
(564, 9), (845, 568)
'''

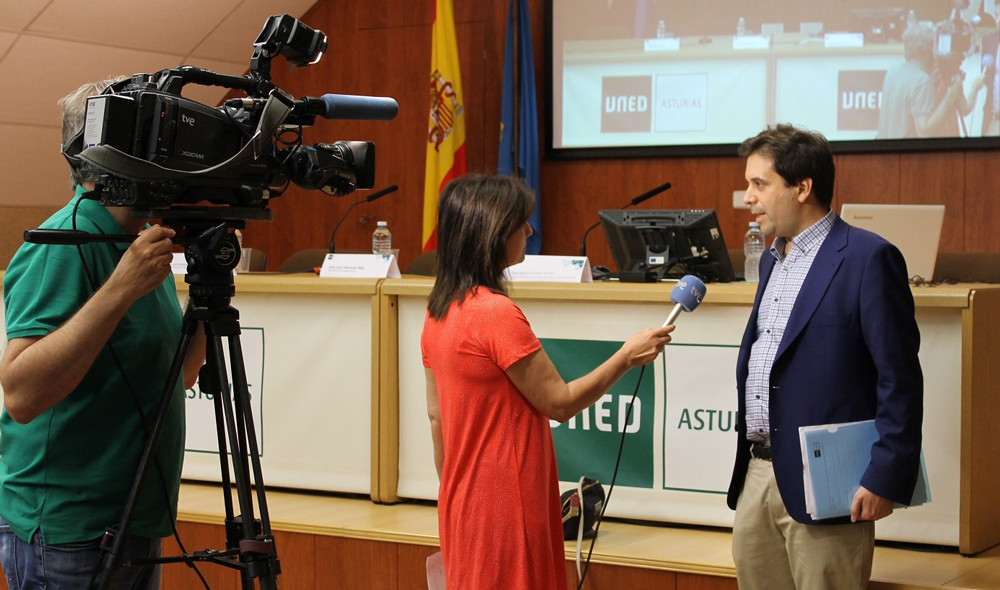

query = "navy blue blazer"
(726, 216), (923, 525)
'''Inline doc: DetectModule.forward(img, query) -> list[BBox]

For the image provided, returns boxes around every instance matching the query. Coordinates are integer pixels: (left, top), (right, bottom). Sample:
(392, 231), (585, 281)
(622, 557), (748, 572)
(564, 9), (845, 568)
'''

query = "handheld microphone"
(298, 94), (399, 121)
(983, 53), (995, 73)
(579, 181), (672, 257)
(328, 185), (399, 253)
(663, 275), (706, 327)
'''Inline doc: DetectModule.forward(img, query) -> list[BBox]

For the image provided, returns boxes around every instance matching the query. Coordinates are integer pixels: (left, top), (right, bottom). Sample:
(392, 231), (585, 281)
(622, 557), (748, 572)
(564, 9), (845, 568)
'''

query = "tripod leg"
(89, 310), (198, 590)
(199, 357), (238, 549)
(203, 333), (257, 590)
(225, 334), (280, 590)
(228, 336), (272, 534)
(204, 333), (256, 540)
(200, 319), (277, 589)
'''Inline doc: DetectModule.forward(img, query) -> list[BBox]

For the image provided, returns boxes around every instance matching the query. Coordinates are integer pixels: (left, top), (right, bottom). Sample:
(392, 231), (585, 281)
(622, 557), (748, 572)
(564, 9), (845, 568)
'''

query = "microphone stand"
(328, 185), (398, 253)
(329, 198), (363, 254)
(579, 182), (672, 276)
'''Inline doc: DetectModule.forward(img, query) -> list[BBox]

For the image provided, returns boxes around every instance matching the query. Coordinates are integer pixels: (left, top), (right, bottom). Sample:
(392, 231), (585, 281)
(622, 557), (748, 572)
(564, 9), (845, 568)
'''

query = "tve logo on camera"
(601, 76), (653, 133)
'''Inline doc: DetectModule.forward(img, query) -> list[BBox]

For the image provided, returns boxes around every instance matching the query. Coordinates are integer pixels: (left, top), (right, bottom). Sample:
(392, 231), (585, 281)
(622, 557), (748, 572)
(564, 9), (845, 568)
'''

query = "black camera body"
(85, 90), (246, 174)
(65, 14), (394, 219)
(932, 16), (978, 96)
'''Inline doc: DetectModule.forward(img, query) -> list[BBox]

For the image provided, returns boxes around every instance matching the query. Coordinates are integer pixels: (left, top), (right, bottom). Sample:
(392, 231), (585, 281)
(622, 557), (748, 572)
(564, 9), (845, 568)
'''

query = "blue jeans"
(0, 516), (162, 590)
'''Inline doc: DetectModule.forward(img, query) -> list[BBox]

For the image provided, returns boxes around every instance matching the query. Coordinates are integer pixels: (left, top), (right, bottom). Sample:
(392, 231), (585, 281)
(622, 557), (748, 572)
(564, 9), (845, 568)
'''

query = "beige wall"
(1, 206), (60, 268)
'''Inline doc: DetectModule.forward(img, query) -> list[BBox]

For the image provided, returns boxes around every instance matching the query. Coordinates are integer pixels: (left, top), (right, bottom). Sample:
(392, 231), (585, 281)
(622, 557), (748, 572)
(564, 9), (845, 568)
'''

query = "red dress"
(421, 288), (567, 590)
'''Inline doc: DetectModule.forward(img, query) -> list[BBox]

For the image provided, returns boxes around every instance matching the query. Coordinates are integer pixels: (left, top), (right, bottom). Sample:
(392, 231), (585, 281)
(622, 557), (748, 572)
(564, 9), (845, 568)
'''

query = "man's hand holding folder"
(850, 486), (895, 522)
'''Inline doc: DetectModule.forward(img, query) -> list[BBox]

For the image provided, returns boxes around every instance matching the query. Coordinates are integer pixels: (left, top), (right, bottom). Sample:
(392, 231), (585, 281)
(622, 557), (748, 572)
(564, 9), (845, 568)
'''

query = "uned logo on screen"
(606, 95), (648, 113)
(601, 76), (652, 133)
(837, 70), (887, 131)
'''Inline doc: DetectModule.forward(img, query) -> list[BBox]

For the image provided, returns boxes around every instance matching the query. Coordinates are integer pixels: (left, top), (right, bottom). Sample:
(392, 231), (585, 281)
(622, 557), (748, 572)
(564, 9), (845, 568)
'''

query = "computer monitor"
(598, 209), (736, 283)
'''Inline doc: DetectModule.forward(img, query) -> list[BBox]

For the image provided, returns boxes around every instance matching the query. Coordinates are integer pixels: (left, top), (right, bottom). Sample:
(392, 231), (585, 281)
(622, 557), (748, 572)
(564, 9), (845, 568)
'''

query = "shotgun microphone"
(328, 185), (399, 253)
(296, 94), (400, 121)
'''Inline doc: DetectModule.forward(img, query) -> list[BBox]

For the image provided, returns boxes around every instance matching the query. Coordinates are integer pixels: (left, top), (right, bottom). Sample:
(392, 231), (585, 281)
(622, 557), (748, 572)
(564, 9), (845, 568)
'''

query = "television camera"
(932, 14), (978, 89)
(59, 13), (397, 223)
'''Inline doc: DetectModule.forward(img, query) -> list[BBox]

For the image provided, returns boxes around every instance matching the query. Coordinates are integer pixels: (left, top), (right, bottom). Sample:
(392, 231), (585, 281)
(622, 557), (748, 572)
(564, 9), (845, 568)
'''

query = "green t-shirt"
(1, 186), (186, 544)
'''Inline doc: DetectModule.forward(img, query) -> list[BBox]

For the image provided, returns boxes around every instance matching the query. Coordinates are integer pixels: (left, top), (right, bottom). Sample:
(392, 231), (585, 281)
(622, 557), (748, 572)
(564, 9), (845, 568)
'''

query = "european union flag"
(498, 0), (541, 255)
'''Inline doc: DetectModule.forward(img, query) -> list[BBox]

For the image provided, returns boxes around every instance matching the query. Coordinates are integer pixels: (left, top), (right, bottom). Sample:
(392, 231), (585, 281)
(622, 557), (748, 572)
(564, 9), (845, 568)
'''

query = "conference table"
(379, 277), (1000, 555)
(0, 272), (997, 554)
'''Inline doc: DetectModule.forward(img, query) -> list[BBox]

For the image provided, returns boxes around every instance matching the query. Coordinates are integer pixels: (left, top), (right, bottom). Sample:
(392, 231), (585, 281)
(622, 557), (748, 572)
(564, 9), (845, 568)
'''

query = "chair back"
(279, 249), (329, 273)
(406, 250), (438, 276)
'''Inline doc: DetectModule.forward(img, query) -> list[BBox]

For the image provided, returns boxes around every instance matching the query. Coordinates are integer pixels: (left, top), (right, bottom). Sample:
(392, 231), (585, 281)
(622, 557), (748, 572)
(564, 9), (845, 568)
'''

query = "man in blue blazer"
(727, 125), (923, 590)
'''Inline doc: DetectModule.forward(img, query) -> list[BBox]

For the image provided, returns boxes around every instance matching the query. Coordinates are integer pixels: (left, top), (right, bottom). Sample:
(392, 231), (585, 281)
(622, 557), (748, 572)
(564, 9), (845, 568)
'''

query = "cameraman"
(931, 13), (986, 137)
(877, 22), (968, 138)
(0, 78), (205, 590)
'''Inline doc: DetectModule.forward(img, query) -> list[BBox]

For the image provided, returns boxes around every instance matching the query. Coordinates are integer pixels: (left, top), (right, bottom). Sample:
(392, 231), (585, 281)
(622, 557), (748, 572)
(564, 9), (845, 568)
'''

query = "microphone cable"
(575, 363), (647, 590)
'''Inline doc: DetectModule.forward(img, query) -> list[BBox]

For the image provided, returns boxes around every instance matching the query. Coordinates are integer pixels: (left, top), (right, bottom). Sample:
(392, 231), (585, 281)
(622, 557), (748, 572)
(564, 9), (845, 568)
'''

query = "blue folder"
(800, 419), (930, 520)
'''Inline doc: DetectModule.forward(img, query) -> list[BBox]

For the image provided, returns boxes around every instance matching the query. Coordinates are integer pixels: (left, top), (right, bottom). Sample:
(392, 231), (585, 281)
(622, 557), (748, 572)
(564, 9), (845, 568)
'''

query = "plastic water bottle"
(372, 221), (392, 255)
(743, 221), (765, 283)
(656, 20), (666, 39)
(907, 9), (917, 29)
(737, 17), (746, 37)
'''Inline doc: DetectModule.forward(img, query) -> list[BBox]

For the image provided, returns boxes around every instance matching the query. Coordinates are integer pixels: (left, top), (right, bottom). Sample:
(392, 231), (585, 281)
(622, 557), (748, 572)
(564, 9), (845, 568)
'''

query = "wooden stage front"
(164, 482), (1000, 590)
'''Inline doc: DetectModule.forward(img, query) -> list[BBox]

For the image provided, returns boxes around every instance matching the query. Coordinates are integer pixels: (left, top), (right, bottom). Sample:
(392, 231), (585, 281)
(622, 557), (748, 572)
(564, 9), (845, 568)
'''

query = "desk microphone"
(663, 275), (706, 327)
(328, 185), (399, 253)
(579, 181), (672, 257)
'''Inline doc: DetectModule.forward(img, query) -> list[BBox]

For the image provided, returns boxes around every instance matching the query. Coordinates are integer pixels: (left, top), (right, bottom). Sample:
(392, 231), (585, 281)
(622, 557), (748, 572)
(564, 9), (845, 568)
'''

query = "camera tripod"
(85, 219), (280, 590)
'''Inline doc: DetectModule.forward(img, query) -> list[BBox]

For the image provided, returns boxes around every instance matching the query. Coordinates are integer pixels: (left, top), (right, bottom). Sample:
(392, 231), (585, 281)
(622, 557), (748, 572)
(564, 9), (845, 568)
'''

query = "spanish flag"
(422, 0), (467, 252)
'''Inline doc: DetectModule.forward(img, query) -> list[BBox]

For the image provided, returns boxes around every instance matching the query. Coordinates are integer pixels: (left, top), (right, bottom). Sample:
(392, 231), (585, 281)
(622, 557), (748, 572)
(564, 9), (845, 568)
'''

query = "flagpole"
(511, 0), (521, 175)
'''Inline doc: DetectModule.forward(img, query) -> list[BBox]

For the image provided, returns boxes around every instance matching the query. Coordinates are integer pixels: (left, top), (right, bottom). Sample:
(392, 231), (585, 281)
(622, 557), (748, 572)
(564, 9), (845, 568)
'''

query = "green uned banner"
(542, 338), (655, 489)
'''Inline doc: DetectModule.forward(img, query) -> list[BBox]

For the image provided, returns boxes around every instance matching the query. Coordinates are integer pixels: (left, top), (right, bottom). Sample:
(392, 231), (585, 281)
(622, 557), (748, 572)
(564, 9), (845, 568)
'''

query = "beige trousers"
(732, 457), (875, 590)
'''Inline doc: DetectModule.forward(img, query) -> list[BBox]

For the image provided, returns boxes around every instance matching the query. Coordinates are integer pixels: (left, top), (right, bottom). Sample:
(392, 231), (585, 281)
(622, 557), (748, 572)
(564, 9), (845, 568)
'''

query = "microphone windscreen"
(319, 94), (399, 121)
(983, 53), (994, 71)
(670, 275), (707, 312)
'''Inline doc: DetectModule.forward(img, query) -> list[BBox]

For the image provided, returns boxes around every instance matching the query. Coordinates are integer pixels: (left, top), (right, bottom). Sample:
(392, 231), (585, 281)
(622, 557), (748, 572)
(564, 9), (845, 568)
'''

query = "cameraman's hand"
(0, 224), (177, 424)
(106, 225), (176, 303)
(620, 325), (674, 368)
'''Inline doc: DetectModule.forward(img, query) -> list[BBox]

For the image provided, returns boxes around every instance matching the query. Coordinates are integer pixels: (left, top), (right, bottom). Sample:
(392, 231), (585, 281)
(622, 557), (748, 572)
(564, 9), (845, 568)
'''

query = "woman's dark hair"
(738, 124), (836, 208)
(427, 173), (535, 320)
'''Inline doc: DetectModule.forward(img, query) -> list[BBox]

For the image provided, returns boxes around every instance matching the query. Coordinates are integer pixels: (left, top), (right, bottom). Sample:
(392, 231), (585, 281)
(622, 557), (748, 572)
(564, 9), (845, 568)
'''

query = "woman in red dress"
(421, 174), (673, 590)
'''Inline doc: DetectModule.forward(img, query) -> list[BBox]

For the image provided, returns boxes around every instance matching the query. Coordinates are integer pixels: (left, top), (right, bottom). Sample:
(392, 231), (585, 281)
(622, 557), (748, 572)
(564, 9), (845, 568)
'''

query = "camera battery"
(83, 94), (136, 153)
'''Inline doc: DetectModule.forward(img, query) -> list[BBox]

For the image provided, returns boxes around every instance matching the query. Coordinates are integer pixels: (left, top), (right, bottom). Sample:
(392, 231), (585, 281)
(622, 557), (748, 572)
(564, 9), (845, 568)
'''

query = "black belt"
(750, 442), (772, 461)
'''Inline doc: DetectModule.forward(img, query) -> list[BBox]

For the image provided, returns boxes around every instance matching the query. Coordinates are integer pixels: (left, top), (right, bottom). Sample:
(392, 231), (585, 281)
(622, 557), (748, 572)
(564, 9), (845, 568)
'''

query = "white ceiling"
(0, 0), (318, 207)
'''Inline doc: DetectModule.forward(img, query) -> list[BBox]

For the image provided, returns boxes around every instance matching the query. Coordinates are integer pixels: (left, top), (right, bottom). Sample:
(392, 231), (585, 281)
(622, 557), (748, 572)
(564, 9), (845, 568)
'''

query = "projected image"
(550, 0), (1000, 152)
